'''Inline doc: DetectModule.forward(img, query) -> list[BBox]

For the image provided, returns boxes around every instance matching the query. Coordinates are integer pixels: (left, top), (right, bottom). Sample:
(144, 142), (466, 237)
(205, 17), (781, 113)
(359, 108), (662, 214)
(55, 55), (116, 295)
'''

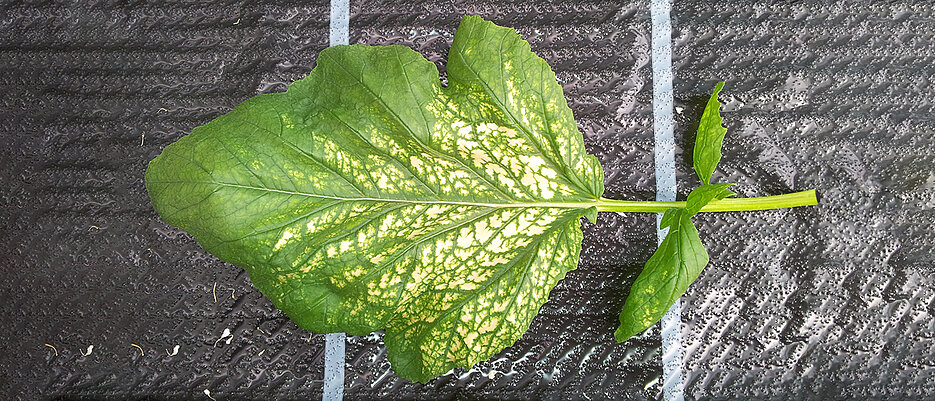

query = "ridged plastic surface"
(5, 0), (931, 400)
(1, 1), (334, 399)
(672, 2), (935, 400)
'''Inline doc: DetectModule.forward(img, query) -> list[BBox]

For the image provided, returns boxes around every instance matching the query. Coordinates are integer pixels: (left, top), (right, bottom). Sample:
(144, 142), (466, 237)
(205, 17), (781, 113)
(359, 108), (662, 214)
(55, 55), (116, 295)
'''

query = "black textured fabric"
(3, 0), (931, 400)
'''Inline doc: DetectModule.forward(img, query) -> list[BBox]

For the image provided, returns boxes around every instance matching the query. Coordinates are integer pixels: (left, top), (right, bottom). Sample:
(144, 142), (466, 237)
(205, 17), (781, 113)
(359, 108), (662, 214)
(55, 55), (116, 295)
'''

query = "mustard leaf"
(614, 81), (737, 342)
(145, 15), (603, 382)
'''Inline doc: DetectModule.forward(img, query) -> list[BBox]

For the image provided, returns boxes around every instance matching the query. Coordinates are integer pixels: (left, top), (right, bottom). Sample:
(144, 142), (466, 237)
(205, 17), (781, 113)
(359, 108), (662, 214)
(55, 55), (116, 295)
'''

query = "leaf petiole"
(595, 189), (817, 213)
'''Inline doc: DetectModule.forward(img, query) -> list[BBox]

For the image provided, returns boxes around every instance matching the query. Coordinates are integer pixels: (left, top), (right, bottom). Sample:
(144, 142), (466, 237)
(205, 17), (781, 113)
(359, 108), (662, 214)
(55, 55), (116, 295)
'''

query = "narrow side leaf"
(693, 81), (727, 185)
(684, 183), (735, 216)
(615, 208), (706, 342)
(614, 184), (733, 342)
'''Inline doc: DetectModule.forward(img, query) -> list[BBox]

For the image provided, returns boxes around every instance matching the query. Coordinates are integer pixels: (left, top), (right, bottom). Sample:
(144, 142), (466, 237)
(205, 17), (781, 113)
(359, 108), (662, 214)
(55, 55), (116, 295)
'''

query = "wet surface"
(1, 0), (932, 400)
(672, 2), (935, 400)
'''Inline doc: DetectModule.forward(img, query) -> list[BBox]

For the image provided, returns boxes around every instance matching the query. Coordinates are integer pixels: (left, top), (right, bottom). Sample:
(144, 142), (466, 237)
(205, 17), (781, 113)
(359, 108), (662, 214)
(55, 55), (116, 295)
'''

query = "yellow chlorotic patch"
(273, 230), (294, 251)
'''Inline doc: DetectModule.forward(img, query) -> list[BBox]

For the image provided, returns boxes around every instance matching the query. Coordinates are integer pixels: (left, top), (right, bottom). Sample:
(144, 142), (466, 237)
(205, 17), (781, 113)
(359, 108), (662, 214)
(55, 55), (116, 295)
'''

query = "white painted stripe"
(330, 0), (350, 46)
(323, 332), (346, 401)
(324, 3), (349, 401)
(649, 0), (685, 400)
(660, 298), (684, 401)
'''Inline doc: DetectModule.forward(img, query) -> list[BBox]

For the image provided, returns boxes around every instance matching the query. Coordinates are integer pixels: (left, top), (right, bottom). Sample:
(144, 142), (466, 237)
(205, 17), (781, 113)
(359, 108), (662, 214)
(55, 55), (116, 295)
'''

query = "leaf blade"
(684, 183), (735, 216)
(615, 208), (707, 342)
(693, 81), (728, 185)
(447, 15), (604, 199)
(614, 183), (733, 342)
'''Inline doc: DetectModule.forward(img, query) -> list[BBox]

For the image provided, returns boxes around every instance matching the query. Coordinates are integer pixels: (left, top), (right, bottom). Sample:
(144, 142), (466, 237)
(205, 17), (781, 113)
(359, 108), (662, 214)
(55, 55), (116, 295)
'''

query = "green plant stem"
(595, 189), (818, 213)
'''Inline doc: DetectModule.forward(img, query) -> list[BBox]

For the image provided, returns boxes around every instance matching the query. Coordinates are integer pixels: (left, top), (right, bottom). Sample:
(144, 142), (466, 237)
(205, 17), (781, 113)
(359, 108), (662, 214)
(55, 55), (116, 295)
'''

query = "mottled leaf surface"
(615, 184), (733, 341)
(145, 15), (603, 382)
(693, 81), (727, 184)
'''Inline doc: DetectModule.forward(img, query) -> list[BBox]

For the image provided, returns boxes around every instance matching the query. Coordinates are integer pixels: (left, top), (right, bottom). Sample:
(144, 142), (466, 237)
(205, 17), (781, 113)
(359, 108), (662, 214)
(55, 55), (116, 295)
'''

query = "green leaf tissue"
(145, 15), (818, 382)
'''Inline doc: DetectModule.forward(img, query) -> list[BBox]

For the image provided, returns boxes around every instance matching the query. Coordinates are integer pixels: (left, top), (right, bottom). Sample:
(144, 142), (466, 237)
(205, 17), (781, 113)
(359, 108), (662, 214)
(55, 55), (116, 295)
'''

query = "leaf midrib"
(149, 180), (600, 210)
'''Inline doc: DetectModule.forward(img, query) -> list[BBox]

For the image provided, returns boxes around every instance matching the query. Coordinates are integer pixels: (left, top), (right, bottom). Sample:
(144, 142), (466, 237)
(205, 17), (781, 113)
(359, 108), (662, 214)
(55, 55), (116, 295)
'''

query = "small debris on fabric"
(44, 343), (58, 356)
(214, 328), (233, 347)
(131, 343), (144, 357)
(80, 345), (93, 356)
(204, 389), (217, 400)
(644, 376), (659, 390)
(166, 345), (180, 356)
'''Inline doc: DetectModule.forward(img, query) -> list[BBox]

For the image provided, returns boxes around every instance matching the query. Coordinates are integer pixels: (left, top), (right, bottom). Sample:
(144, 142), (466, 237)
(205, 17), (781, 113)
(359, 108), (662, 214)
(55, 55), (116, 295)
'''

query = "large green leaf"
(614, 183), (733, 341)
(145, 15), (603, 382)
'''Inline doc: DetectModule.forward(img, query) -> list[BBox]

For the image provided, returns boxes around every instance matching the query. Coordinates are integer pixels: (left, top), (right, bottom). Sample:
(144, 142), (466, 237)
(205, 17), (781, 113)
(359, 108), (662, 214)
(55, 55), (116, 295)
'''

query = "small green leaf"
(684, 183), (735, 216)
(146, 15), (603, 382)
(615, 208), (706, 342)
(693, 81), (727, 185)
(614, 184), (732, 342)
(584, 206), (598, 224)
